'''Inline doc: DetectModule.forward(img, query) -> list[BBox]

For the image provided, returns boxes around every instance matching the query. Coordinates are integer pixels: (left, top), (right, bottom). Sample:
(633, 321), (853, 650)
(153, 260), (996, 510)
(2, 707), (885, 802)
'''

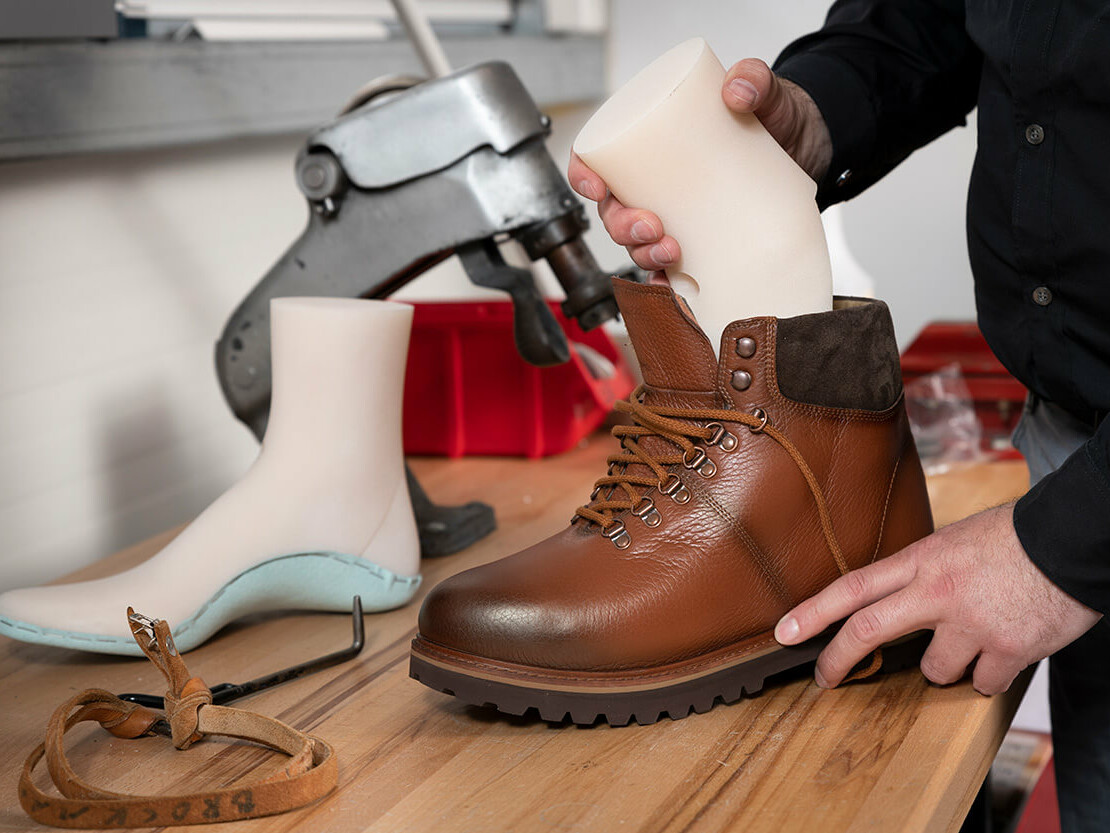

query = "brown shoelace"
(575, 385), (880, 679)
(576, 385), (850, 575)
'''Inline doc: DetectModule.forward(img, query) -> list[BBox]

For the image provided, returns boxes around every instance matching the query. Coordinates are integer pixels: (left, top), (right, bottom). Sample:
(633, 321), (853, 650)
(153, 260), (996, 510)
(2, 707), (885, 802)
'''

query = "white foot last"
(0, 298), (421, 655)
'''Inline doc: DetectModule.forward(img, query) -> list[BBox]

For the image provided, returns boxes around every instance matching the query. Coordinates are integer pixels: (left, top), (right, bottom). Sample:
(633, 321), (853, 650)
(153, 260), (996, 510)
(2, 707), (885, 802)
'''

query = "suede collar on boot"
(612, 278), (903, 415)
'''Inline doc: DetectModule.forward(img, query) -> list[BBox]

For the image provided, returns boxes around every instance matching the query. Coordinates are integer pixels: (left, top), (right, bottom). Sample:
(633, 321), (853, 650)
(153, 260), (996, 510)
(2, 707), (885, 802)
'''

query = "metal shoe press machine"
(214, 0), (628, 556)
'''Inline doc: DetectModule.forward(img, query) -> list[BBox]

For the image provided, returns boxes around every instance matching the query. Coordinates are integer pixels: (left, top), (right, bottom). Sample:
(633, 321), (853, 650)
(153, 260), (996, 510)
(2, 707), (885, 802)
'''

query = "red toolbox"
(402, 301), (635, 458)
(900, 322), (1027, 456)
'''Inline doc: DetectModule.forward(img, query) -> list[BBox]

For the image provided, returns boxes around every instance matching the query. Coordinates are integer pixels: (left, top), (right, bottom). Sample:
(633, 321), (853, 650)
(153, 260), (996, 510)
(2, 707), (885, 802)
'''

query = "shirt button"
(1025, 124), (1045, 145)
(1032, 286), (1053, 306)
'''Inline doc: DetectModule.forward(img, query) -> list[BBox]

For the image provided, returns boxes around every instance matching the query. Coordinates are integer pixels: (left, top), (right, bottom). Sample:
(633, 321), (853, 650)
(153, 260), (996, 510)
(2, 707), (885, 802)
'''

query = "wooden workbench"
(0, 437), (1031, 833)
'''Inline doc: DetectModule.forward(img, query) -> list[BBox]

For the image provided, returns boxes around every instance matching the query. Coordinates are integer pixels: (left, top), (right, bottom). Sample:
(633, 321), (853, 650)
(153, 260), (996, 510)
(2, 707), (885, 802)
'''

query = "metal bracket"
(459, 238), (570, 366)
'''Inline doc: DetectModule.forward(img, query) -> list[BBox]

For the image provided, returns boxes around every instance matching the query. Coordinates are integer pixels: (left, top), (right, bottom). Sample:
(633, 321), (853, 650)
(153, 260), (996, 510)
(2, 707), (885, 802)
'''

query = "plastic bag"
(904, 363), (985, 475)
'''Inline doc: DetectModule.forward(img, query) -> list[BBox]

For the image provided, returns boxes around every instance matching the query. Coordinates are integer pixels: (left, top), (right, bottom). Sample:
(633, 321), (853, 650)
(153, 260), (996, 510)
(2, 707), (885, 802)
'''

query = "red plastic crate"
(1015, 756), (1060, 833)
(900, 322), (1027, 457)
(402, 301), (635, 458)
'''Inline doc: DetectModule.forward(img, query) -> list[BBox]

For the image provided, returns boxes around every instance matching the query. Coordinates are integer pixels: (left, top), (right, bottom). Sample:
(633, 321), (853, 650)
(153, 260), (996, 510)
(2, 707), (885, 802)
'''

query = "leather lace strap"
(18, 610), (337, 828)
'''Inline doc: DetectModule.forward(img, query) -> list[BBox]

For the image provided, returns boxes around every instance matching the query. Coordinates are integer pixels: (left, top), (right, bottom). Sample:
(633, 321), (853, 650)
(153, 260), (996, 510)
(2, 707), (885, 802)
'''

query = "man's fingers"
(776, 555), (917, 645)
(722, 58), (781, 115)
(628, 237), (680, 271)
(971, 652), (1024, 696)
(568, 152), (607, 202)
(570, 153), (676, 263)
(918, 627), (979, 686)
(598, 193), (666, 247)
(815, 590), (931, 688)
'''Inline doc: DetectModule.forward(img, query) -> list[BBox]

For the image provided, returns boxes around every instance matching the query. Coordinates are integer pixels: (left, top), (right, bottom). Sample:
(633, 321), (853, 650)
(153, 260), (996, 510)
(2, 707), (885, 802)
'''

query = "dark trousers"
(1011, 395), (1110, 833)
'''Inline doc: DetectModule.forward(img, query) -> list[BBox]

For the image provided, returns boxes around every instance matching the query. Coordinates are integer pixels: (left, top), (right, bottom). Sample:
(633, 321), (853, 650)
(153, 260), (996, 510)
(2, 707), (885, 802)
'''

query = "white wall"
(0, 136), (302, 591)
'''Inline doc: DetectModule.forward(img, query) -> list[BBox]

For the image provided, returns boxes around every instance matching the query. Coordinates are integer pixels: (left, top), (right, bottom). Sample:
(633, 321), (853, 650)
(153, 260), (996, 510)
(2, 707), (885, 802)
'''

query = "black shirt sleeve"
(771, 0), (981, 209)
(1013, 420), (1110, 615)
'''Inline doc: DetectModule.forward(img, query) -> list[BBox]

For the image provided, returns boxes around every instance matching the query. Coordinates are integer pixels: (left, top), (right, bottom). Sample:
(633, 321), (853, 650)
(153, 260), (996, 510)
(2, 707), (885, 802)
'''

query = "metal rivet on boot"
(736, 337), (757, 358)
(731, 370), (752, 391)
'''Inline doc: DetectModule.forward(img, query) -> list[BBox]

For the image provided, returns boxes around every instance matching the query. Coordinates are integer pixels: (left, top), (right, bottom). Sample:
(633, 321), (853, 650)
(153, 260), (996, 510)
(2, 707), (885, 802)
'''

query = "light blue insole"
(0, 551), (420, 656)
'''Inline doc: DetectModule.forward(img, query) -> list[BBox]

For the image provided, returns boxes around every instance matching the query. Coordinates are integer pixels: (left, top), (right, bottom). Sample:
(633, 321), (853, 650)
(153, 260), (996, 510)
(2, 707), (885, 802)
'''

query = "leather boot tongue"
(612, 278), (718, 393)
(581, 279), (720, 520)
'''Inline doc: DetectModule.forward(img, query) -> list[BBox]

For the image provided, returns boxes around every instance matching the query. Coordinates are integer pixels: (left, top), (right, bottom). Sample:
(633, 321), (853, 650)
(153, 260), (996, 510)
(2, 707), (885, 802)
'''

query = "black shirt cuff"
(773, 51), (878, 210)
(1013, 435), (1110, 616)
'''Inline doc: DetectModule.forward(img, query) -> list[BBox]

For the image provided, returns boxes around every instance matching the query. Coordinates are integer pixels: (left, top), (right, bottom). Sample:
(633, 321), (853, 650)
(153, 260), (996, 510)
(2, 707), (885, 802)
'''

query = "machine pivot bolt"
(296, 152), (346, 202)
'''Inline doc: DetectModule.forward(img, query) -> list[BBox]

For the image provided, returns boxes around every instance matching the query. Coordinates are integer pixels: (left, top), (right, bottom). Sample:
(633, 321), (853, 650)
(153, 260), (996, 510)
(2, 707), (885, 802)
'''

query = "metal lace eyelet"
(632, 497), (662, 528)
(682, 446), (707, 469)
(749, 408), (770, 434)
(706, 422), (739, 452)
(659, 473), (691, 504)
(682, 446), (716, 478)
(603, 520), (632, 549)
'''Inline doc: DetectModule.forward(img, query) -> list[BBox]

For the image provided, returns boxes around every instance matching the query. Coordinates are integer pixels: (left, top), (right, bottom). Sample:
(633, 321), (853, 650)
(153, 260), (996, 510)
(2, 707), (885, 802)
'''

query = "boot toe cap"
(421, 570), (547, 664)
(417, 561), (600, 669)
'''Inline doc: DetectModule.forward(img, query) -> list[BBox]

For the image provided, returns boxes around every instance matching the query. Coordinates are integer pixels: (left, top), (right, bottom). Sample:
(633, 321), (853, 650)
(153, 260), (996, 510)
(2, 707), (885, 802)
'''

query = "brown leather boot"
(410, 278), (933, 725)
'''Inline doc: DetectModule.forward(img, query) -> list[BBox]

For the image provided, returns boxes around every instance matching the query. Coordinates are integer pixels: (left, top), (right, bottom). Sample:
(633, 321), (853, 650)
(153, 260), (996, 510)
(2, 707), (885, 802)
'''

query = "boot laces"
(576, 386), (849, 562)
(573, 384), (883, 680)
(574, 387), (744, 529)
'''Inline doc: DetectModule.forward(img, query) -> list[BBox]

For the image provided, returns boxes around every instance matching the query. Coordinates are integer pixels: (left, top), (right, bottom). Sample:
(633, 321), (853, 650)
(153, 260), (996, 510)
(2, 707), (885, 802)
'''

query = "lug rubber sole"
(0, 551), (421, 656)
(410, 629), (931, 726)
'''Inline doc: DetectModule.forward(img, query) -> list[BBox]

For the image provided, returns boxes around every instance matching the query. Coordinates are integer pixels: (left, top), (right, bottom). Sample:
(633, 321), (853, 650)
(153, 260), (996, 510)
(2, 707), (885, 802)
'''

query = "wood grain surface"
(0, 439), (1031, 833)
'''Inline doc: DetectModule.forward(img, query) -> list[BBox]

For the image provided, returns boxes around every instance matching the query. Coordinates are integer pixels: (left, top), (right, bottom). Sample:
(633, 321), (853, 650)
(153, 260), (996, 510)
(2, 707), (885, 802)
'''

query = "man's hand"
(774, 502), (1102, 694)
(568, 58), (833, 272)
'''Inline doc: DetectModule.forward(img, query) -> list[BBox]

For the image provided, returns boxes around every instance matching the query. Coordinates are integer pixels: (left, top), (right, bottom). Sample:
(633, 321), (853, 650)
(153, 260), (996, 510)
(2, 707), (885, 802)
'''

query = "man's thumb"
(722, 58), (780, 115)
